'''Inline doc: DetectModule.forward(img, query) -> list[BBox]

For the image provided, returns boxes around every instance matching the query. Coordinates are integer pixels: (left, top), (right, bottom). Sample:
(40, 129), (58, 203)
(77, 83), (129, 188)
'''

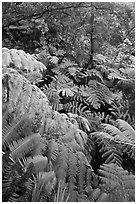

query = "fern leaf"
(23, 71), (42, 84)
(2, 51), (12, 68)
(102, 123), (132, 143)
(9, 49), (22, 68)
(9, 133), (41, 160)
(58, 87), (74, 97)
(67, 148), (78, 202)
(98, 164), (135, 201)
(25, 155), (48, 174)
(116, 119), (135, 144)
(48, 139), (59, 163)
(121, 143), (135, 160)
(17, 49), (30, 71)
(37, 171), (56, 191)
(54, 179), (70, 202)
(76, 152), (89, 194)
(92, 132), (123, 166)
(90, 188), (101, 201)
(52, 143), (69, 180)
(2, 110), (14, 130)
(74, 129), (87, 151)
(31, 171), (56, 201)
(8, 193), (20, 202)
(96, 192), (108, 202)
(2, 114), (32, 147)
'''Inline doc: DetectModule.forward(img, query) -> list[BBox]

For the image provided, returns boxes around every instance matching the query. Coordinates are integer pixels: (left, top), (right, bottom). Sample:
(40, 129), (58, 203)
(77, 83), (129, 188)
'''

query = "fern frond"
(81, 80), (113, 109)
(22, 155), (48, 174)
(92, 132), (123, 166)
(76, 152), (90, 194)
(68, 113), (91, 132)
(67, 148), (78, 202)
(102, 123), (133, 144)
(53, 144), (69, 180)
(44, 87), (61, 111)
(89, 188), (109, 202)
(58, 87), (74, 97)
(64, 100), (88, 115)
(8, 193), (20, 202)
(2, 110), (14, 129)
(95, 64), (109, 76)
(85, 69), (104, 83)
(121, 143), (135, 160)
(52, 74), (71, 84)
(108, 68), (124, 80)
(47, 139), (59, 164)
(2, 48), (47, 73)
(31, 171), (56, 201)
(9, 133), (41, 160)
(98, 163), (135, 201)
(23, 71), (42, 85)
(2, 114), (32, 147)
(75, 129), (88, 151)
(115, 119), (135, 144)
(36, 171), (56, 193)
(54, 179), (70, 202)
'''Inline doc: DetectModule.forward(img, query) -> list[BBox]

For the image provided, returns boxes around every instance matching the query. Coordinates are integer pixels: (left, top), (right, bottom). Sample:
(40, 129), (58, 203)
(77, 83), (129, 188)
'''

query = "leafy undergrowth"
(2, 48), (135, 202)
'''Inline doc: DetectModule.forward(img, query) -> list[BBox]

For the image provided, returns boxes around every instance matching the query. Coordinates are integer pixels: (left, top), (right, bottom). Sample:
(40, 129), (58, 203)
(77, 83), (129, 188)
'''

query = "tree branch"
(2, 3), (92, 28)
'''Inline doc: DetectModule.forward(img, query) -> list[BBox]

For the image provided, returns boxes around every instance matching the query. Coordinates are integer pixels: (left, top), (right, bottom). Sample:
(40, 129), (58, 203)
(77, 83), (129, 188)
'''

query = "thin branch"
(2, 3), (91, 28)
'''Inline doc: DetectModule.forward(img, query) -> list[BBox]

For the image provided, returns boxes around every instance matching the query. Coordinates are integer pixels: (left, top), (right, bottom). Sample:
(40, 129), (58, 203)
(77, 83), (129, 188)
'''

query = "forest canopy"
(2, 2), (135, 202)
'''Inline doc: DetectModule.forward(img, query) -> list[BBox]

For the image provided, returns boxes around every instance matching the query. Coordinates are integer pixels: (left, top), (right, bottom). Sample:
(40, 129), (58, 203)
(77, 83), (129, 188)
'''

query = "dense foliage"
(2, 2), (135, 202)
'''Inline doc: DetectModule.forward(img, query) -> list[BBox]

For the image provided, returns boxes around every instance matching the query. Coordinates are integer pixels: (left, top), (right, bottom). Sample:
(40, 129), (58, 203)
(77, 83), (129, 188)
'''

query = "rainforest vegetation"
(2, 2), (135, 202)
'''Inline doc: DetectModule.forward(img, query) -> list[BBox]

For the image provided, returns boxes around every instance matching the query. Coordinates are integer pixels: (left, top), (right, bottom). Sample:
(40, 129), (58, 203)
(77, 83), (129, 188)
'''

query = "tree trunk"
(84, 3), (94, 70)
